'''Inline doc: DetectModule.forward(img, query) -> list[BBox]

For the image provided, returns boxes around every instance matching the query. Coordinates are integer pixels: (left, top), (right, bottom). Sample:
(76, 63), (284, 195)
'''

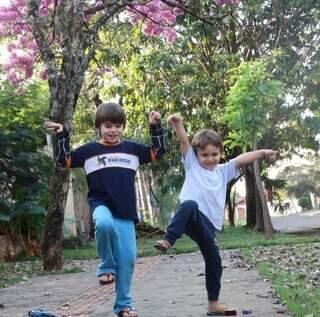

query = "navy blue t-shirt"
(55, 123), (165, 222)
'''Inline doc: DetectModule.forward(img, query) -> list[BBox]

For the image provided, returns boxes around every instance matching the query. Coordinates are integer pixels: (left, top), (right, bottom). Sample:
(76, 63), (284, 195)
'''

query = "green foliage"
(277, 159), (320, 207)
(0, 81), (52, 241)
(297, 196), (312, 211)
(223, 58), (285, 149)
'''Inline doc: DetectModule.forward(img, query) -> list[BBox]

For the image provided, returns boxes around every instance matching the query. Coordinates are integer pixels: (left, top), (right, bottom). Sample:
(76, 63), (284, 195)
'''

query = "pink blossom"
(0, 24), (6, 37)
(215, 0), (239, 6)
(40, 6), (49, 17)
(129, 0), (183, 43)
(17, 55), (34, 67)
(142, 22), (164, 36)
(26, 40), (38, 51)
(11, 24), (24, 35)
(7, 43), (16, 52)
(7, 71), (20, 86)
(172, 7), (184, 16)
(0, 0), (240, 89)
(18, 35), (29, 46)
(84, 14), (91, 22)
(2, 63), (11, 72)
(40, 67), (48, 80)
(0, 10), (20, 22)
(14, 0), (26, 6)
(161, 10), (176, 25)
(24, 66), (33, 78)
(164, 28), (177, 44)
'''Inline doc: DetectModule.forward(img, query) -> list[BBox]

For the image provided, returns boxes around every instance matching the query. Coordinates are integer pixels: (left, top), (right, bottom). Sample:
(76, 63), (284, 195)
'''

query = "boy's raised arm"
(167, 114), (190, 156)
(44, 121), (71, 168)
(149, 111), (166, 160)
(235, 149), (276, 169)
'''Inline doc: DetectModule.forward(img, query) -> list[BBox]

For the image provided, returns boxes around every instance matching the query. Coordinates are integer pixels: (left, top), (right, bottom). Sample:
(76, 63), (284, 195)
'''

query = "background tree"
(278, 160), (320, 211)
(222, 59), (285, 238)
(0, 80), (51, 256)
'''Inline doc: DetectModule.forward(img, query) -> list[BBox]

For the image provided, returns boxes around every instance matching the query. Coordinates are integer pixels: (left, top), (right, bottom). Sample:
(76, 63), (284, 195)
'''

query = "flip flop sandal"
(153, 240), (171, 253)
(117, 308), (138, 317)
(207, 309), (237, 316)
(98, 273), (115, 285)
(207, 312), (225, 316)
(28, 308), (57, 317)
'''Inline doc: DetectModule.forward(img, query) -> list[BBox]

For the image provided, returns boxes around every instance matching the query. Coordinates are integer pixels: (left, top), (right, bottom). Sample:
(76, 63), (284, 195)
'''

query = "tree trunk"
(137, 169), (146, 222)
(252, 136), (274, 239)
(72, 175), (91, 242)
(28, 0), (132, 271)
(255, 185), (264, 232)
(141, 170), (154, 225)
(42, 167), (70, 270)
(244, 164), (256, 229)
(226, 181), (236, 227)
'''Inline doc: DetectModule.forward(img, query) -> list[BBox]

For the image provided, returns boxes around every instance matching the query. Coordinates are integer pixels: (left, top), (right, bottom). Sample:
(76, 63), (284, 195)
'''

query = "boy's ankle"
(208, 300), (226, 311)
(165, 240), (172, 247)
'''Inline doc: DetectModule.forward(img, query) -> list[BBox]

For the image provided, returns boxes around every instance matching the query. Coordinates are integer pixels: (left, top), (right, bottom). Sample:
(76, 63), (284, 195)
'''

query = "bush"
(297, 196), (312, 211)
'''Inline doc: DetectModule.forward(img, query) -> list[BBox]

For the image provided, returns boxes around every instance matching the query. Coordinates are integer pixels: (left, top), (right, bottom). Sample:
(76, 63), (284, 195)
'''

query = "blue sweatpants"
(164, 200), (222, 300)
(92, 205), (136, 314)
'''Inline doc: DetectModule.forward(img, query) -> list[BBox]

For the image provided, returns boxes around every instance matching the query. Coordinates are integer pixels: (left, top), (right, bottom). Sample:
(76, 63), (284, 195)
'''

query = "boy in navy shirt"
(45, 102), (165, 317)
(154, 114), (275, 316)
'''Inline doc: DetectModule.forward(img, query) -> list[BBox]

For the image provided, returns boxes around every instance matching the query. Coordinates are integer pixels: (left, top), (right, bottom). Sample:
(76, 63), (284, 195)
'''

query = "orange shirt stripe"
(150, 149), (156, 161)
(66, 156), (72, 168)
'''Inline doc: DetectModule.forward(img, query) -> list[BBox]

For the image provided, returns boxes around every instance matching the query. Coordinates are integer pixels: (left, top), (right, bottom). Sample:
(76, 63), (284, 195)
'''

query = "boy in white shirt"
(154, 114), (276, 316)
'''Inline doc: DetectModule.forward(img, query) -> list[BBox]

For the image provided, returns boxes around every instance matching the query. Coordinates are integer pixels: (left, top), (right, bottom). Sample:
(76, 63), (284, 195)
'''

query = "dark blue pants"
(164, 200), (222, 300)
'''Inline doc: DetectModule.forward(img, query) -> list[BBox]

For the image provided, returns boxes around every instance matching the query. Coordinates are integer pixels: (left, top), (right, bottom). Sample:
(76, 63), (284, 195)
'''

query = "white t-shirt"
(179, 147), (239, 230)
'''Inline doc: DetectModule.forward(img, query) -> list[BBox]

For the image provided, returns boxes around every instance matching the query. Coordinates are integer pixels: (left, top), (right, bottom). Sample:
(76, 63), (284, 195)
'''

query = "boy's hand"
(264, 149), (277, 161)
(149, 111), (161, 125)
(43, 121), (64, 133)
(167, 114), (182, 127)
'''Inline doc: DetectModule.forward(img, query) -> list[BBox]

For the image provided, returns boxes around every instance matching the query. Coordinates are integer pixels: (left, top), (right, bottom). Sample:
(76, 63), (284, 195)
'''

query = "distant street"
(271, 210), (320, 233)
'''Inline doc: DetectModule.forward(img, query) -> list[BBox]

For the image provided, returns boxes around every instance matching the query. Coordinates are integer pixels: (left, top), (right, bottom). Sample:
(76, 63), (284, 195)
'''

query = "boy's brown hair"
(95, 102), (126, 130)
(191, 129), (223, 153)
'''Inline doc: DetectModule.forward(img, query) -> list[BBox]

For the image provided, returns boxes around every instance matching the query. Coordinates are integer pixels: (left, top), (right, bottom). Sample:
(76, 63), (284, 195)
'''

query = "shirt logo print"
(97, 155), (131, 167)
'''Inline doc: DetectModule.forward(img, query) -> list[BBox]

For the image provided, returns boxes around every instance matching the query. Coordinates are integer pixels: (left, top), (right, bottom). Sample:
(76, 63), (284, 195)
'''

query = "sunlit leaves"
(222, 59), (285, 150)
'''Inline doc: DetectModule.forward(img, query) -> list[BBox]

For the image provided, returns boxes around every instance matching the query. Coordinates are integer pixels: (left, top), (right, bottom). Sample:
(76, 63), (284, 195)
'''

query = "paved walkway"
(272, 209), (320, 233)
(0, 251), (289, 317)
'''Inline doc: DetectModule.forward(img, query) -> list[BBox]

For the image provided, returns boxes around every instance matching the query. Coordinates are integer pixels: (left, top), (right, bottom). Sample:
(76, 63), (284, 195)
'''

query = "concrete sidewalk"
(0, 251), (290, 317)
(272, 210), (320, 234)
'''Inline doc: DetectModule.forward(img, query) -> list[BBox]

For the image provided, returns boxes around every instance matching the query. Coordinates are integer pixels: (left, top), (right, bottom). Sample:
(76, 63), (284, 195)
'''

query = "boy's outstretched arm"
(43, 121), (71, 168)
(167, 114), (190, 156)
(236, 149), (276, 169)
(149, 111), (166, 160)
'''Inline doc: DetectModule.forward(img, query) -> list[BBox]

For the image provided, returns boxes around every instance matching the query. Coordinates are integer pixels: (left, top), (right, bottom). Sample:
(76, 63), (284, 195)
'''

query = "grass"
(137, 224), (320, 257)
(62, 241), (97, 260)
(219, 225), (320, 249)
(242, 257), (320, 317)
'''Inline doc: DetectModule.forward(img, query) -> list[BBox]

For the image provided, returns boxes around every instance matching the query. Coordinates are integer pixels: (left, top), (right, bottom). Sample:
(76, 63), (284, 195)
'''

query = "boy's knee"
(95, 218), (114, 233)
(181, 200), (199, 211)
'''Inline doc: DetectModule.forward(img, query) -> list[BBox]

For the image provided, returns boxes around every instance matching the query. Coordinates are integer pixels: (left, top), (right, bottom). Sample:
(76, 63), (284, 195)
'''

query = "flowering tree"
(0, 0), (238, 270)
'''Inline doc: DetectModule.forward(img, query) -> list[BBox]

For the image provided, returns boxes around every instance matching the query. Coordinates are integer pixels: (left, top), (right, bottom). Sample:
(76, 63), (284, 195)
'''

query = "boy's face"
(99, 121), (124, 145)
(196, 144), (221, 171)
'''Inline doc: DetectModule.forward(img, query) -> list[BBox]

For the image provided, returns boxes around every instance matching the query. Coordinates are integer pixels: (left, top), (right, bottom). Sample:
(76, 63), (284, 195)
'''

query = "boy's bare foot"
(207, 300), (227, 315)
(153, 239), (171, 252)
